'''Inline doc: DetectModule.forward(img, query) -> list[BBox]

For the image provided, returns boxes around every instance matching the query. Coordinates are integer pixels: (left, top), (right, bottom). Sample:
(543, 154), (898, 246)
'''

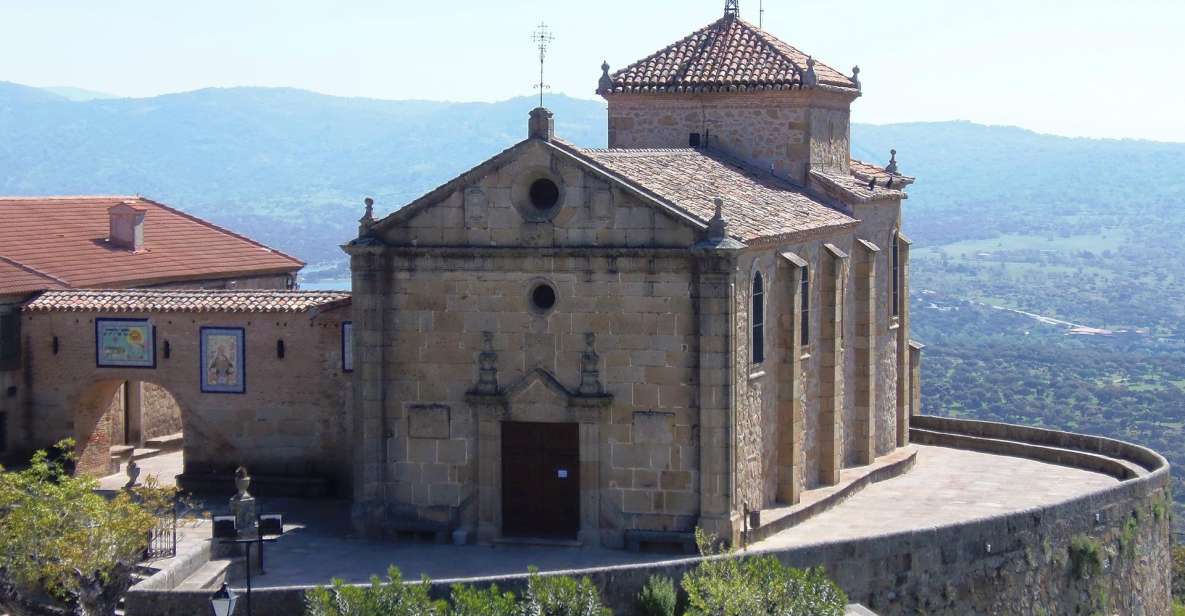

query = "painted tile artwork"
(96, 318), (154, 368)
(200, 327), (245, 393)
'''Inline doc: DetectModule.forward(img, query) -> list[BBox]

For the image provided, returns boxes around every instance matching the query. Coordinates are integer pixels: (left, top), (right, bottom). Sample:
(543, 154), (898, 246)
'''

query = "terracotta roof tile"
(603, 15), (855, 94)
(568, 145), (856, 242)
(0, 196), (304, 295)
(24, 289), (350, 313)
(0, 256), (67, 296)
(811, 168), (907, 203)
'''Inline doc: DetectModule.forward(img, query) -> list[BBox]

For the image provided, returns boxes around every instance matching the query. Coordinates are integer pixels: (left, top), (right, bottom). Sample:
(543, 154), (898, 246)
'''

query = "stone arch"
(70, 377), (192, 478)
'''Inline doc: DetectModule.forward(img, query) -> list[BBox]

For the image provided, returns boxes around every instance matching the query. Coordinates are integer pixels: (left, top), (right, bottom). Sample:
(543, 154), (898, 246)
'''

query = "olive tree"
(0, 440), (175, 616)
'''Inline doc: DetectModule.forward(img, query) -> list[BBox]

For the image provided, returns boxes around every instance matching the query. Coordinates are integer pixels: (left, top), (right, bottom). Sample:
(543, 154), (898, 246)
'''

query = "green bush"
(1069, 535), (1103, 580)
(635, 575), (676, 616)
(448, 583), (518, 616)
(305, 566), (611, 616)
(681, 529), (847, 616)
(305, 567), (444, 616)
(1172, 544), (1185, 601)
(520, 569), (612, 616)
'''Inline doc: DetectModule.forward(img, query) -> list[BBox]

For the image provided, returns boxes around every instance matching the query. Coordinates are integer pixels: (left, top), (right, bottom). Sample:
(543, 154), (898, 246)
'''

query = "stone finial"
(803, 57), (818, 88)
(475, 332), (499, 394)
(578, 332), (603, 396)
(528, 107), (555, 141)
(886, 149), (899, 175)
(234, 465), (251, 499)
(708, 197), (728, 239)
(597, 61), (613, 95)
(355, 196), (374, 234)
(123, 460), (141, 490)
(851, 66), (861, 91)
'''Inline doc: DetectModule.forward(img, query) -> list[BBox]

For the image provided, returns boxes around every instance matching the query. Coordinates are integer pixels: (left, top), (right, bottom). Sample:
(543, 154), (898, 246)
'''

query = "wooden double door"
(501, 421), (580, 539)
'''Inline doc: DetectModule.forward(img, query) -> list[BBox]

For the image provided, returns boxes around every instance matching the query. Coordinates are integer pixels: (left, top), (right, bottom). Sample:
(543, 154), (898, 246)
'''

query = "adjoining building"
(0, 196), (303, 466)
(346, 8), (919, 547)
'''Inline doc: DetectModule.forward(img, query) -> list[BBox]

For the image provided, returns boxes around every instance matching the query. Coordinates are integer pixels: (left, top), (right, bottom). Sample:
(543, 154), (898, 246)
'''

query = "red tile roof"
(602, 15), (856, 94)
(0, 256), (67, 296)
(566, 144), (856, 242)
(24, 289), (350, 313)
(0, 196), (303, 295)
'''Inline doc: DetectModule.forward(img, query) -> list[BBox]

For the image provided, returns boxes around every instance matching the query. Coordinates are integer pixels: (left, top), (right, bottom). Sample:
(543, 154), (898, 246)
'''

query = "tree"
(0, 440), (176, 616)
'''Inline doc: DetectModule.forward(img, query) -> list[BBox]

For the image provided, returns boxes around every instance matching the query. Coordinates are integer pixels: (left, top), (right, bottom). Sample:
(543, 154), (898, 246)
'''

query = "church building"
(346, 5), (919, 548)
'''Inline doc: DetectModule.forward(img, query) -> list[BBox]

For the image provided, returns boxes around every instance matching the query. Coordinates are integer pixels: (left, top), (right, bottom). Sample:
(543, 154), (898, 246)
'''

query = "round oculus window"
(531, 283), (557, 312)
(528, 178), (560, 211)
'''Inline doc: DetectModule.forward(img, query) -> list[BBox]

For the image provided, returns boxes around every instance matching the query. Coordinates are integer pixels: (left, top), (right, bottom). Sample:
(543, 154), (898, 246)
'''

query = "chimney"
(528, 107), (554, 141)
(108, 201), (146, 252)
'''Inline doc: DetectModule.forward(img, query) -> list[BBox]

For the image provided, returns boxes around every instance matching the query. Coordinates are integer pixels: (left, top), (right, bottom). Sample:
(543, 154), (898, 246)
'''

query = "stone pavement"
(99, 450), (183, 490)
(205, 444), (1117, 588)
(752, 444), (1117, 551)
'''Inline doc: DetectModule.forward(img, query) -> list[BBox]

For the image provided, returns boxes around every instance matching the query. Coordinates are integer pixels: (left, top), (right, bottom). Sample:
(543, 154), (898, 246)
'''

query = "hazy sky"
(2, 0), (1182, 141)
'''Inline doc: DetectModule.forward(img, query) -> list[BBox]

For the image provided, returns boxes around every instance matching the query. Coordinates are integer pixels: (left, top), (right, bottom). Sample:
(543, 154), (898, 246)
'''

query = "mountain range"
(1, 80), (1182, 280)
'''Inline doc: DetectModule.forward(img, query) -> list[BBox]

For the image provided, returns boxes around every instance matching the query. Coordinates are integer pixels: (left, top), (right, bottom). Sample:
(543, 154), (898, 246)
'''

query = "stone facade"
(348, 74), (913, 545)
(15, 305), (352, 490)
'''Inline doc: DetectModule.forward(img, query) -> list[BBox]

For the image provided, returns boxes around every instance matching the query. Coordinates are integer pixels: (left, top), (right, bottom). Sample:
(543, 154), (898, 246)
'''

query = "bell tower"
(598, 9), (861, 184)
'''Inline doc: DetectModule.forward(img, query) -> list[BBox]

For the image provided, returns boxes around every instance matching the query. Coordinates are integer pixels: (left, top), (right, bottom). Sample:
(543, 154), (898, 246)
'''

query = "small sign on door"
(557, 469), (569, 479)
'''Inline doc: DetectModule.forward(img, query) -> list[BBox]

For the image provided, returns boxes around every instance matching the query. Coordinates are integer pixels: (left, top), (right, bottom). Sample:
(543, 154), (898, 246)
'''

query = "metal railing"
(144, 498), (178, 560)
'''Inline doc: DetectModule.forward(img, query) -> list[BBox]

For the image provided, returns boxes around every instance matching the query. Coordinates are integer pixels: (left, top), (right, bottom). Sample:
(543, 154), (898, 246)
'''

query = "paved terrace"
(160, 444), (1118, 588)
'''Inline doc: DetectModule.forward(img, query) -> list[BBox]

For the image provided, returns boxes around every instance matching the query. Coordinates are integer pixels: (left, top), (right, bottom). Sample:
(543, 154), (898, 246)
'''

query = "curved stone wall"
(126, 417), (1172, 616)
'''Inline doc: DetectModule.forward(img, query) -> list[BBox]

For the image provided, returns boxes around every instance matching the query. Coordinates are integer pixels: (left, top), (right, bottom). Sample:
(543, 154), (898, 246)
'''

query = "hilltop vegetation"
(2, 82), (1184, 523)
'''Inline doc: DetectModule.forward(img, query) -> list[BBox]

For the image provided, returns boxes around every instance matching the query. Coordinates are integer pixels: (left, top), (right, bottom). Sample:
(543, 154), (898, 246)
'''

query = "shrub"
(681, 529), (847, 616)
(1069, 535), (1103, 580)
(520, 568), (612, 616)
(635, 575), (676, 616)
(305, 567), (444, 616)
(306, 567), (612, 616)
(448, 583), (518, 616)
(1172, 544), (1185, 601)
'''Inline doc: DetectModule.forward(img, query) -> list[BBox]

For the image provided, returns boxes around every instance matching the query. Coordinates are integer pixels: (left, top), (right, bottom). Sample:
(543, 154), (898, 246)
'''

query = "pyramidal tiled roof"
(564, 144), (856, 242)
(602, 15), (856, 94)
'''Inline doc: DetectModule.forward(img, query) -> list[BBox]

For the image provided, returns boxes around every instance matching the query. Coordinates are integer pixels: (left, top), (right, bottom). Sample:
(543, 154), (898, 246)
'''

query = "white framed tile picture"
(200, 327), (245, 394)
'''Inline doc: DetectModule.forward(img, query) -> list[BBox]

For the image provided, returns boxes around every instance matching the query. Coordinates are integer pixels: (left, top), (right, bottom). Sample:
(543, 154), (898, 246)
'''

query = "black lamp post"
(209, 582), (237, 616)
(212, 513), (285, 615)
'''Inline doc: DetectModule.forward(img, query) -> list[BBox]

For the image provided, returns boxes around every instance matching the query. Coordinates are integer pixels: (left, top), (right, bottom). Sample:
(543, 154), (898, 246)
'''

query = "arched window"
(800, 266), (810, 347)
(891, 232), (900, 318)
(751, 272), (765, 364)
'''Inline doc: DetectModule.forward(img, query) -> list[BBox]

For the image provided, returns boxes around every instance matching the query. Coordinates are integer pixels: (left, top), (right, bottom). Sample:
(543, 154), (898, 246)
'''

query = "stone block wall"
(20, 306), (352, 488)
(373, 251), (703, 545)
(606, 90), (855, 185)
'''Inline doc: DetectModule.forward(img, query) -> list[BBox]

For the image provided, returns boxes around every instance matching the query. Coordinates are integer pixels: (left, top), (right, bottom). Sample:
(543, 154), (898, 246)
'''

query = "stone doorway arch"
(73, 378), (186, 480)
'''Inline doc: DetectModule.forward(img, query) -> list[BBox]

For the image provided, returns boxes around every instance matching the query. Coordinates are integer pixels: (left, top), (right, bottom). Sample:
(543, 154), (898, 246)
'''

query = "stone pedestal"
(230, 494), (257, 536)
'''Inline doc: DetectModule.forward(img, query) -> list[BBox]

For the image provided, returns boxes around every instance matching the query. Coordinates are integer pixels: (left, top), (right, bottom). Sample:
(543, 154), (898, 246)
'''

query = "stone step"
(130, 447), (162, 461)
(174, 559), (231, 591)
(144, 432), (184, 451)
(110, 445), (134, 462)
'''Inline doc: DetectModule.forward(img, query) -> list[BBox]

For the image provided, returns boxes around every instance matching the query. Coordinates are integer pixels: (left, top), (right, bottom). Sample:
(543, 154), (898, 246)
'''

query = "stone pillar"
(345, 243), (391, 534)
(776, 252), (806, 504)
(909, 341), (924, 417)
(693, 253), (739, 543)
(127, 381), (143, 447)
(853, 240), (879, 466)
(528, 107), (555, 141)
(895, 236), (912, 446)
(819, 244), (848, 484)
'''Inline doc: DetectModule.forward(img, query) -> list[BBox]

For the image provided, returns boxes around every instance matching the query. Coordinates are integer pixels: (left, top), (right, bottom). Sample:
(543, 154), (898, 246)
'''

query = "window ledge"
(748, 370), (766, 381)
(889, 322), (900, 331)
(799, 353), (812, 361)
